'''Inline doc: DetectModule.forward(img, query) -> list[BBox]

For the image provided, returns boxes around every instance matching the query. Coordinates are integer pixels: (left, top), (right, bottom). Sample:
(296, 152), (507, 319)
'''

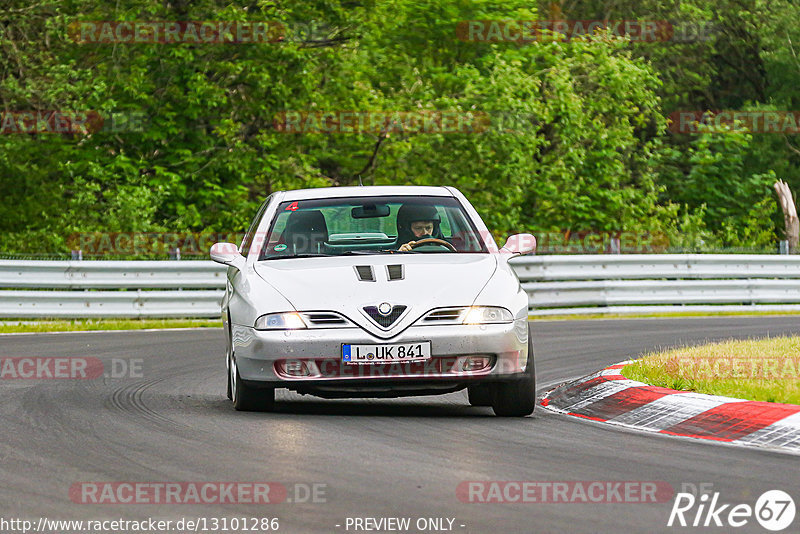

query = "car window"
(257, 195), (487, 259)
(239, 196), (271, 257)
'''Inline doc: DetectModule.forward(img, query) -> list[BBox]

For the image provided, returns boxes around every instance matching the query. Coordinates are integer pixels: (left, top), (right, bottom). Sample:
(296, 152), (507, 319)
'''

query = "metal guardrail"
(1, 255), (800, 318)
(0, 260), (226, 318)
(511, 254), (800, 281)
(0, 260), (226, 289)
(511, 254), (800, 315)
(0, 290), (224, 318)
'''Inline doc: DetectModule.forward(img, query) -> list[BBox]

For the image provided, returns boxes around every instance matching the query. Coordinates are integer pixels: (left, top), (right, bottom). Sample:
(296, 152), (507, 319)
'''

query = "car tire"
(490, 337), (536, 417)
(226, 353), (233, 401)
(230, 355), (275, 412)
(226, 314), (232, 400)
(225, 330), (233, 400)
(467, 384), (493, 406)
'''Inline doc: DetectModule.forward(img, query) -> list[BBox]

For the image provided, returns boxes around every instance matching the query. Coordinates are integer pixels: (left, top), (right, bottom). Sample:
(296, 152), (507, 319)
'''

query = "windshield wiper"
(261, 253), (334, 260)
(338, 250), (397, 255)
(399, 249), (452, 254)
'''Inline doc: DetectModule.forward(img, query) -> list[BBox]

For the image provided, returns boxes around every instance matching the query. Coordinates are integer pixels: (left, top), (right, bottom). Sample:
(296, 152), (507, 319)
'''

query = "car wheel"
(230, 354), (275, 412)
(467, 384), (493, 406)
(490, 337), (536, 417)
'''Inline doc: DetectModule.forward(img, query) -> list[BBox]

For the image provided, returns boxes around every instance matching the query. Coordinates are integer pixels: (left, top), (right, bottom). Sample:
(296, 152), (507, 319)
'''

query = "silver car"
(210, 186), (537, 416)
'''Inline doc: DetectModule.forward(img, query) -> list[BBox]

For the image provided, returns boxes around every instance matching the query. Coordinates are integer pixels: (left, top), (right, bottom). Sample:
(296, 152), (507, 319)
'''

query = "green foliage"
(622, 336), (800, 404)
(657, 120), (778, 248)
(0, 0), (796, 254)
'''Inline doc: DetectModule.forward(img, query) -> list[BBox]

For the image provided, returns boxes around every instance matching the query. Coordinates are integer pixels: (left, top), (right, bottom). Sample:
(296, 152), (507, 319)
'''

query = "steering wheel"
(409, 238), (457, 252)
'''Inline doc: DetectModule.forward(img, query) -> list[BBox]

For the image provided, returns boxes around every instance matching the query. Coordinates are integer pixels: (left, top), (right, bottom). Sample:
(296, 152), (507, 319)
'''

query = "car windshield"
(258, 195), (488, 259)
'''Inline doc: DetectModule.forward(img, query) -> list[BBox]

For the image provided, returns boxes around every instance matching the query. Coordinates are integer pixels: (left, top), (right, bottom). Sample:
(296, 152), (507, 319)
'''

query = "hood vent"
(354, 265), (375, 282)
(363, 305), (407, 328)
(386, 264), (404, 281)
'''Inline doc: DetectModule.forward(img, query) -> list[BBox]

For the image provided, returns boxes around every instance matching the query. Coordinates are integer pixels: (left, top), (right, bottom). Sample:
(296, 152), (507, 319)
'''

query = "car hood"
(254, 254), (498, 339)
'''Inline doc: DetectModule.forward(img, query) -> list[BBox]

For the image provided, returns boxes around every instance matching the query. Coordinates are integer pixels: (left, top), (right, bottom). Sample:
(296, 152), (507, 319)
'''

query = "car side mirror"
(210, 242), (246, 270)
(500, 233), (536, 256)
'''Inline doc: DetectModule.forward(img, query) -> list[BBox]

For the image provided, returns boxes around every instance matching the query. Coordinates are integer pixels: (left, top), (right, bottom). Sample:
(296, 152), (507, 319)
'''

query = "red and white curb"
(540, 362), (800, 454)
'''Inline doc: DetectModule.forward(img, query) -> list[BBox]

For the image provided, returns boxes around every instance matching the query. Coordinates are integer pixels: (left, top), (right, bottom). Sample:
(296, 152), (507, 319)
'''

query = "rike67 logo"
(668, 486), (796, 531)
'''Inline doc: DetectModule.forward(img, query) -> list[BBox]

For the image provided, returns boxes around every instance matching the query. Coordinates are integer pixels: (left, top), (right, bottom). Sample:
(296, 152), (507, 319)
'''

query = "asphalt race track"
(1, 317), (799, 534)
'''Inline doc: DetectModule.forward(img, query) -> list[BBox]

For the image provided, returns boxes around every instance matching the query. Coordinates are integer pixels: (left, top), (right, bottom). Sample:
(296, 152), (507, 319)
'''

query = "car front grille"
(363, 305), (407, 328)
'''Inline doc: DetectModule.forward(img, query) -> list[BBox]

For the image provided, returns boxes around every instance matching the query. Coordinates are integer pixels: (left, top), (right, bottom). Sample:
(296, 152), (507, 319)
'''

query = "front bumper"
(232, 321), (529, 392)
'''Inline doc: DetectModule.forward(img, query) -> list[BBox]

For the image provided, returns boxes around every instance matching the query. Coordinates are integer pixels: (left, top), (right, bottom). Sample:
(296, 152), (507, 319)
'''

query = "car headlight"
(462, 306), (513, 324)
(254, 312), (307, 330)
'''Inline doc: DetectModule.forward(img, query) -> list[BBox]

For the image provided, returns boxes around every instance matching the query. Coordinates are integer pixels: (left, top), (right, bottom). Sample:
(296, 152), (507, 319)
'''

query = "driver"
(396, 204), (445, 251)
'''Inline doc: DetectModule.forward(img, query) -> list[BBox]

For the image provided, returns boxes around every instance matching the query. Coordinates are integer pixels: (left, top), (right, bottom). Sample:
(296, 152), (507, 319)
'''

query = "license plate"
(342, 342), (431, 364)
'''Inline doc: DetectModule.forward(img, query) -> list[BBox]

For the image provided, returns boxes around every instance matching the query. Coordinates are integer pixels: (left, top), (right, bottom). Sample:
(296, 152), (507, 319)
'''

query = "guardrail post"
(169, 247), (181, 261)
(780, 240), (789, 255)
(70, 249), (83, 261)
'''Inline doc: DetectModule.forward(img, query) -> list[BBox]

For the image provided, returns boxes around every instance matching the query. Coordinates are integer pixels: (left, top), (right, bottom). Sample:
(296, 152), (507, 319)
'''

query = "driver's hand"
(399, 241), (416, 252)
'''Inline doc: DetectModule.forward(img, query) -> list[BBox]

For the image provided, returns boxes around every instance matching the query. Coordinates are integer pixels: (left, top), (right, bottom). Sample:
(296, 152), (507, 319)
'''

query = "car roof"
(278, 185), (455, 202)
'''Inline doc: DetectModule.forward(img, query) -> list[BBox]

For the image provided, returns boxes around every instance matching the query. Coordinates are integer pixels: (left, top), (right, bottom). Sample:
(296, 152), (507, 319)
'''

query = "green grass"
(0, 318), (222, 334)
(529, 310), (800, 321)
(622, 336), (800, 404)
